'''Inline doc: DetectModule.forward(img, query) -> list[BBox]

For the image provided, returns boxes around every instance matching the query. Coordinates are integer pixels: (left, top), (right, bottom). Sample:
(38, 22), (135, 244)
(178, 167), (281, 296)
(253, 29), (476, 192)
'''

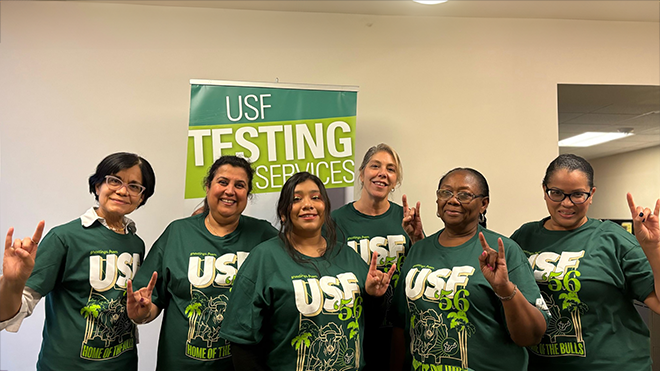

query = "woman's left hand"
(478, 232), (513, 297)
(365, 253), (396, 297)
(627, 193), (660, 253)
(402, 195), (425, 244)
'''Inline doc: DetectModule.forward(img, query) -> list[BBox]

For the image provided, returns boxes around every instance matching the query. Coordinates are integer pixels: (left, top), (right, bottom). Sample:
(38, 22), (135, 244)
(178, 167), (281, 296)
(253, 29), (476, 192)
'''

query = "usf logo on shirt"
(184, 252), (249, 361)
(347, 235), (405, 269)
(188, 252), (250, 288)
(404, 265), (476, 371)
(82, 252), (140, 361)
(291, 273), (362, 371)
(527, 251), (587, 358)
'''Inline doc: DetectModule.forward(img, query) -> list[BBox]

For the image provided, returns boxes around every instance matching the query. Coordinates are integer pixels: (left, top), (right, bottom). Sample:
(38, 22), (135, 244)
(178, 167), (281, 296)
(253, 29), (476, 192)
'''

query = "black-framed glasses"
(436, 189), (485, 204)
(545, 188), (591, 204)
(105, 175), (146, 196)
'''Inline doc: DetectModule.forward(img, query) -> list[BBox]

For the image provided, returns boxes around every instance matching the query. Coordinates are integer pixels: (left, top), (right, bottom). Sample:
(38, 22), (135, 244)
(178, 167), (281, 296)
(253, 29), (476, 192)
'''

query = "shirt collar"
(80, 207), (137, 234)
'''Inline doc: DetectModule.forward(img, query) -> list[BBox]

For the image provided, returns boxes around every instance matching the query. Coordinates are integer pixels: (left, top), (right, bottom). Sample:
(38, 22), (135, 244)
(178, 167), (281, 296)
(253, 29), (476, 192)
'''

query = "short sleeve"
(620, 241), (654, 302)
(25, 230), (67, 296)
(219, 257), (267, 345)
(504, 238), (551, 323)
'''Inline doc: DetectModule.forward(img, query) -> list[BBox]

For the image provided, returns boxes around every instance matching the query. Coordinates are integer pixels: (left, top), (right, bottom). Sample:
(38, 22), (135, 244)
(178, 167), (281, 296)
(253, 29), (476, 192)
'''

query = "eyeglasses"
(105, 175), (146, 196)
(436, 189), (484, 204)
(545, 188), (591, 204)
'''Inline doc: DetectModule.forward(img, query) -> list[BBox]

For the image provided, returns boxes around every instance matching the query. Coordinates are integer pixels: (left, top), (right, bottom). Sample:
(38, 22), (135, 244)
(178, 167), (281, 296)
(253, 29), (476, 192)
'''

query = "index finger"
(415, 201), (421, 216)
(32, 221), (45, 245)
(654, 199), (660, 217)
(402, 194), (409, 211)
(627, 193), (637, 216)
(5, 227), (14, 250)
(478, 232), (492, 253)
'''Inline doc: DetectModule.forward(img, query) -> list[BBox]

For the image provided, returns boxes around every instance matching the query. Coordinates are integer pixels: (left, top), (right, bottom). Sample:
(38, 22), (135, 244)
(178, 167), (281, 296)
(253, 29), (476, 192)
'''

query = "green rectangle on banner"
(190, 84), (357, 126)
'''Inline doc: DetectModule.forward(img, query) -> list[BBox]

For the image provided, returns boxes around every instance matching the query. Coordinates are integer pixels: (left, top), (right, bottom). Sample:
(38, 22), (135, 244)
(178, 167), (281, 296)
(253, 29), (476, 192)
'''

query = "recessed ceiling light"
(413, 0), (449, 5)
(558, 132), (634, 147)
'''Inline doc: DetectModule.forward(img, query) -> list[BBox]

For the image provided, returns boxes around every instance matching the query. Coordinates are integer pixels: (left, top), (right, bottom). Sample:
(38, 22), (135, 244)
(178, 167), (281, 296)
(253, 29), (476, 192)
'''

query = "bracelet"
(130, 316), (149, 326)
(495, 284), (517, 301)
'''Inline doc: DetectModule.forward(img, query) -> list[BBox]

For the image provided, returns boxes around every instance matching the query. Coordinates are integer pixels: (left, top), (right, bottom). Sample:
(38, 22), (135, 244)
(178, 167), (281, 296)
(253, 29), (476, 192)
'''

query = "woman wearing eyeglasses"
(510, 154), (660, 371)
(0, 152), (156, 371)
(126, 155), (278, 371)
(390, 167), (548, 371)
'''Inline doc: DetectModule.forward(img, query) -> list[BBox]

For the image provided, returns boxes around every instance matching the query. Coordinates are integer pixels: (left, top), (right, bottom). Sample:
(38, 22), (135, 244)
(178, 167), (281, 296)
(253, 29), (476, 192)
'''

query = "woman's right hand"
(126, 271), (157, 323)
(2, 221), (44, 286)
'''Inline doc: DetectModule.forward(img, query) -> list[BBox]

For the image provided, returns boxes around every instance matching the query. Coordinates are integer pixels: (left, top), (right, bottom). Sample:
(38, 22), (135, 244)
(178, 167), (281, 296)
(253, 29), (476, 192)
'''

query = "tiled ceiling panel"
(558, 85), (660, 160)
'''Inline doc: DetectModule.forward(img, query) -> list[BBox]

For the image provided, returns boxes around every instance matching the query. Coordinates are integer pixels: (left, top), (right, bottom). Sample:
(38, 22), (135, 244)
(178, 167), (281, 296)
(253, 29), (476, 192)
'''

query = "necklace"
(108, 222), (126, 234)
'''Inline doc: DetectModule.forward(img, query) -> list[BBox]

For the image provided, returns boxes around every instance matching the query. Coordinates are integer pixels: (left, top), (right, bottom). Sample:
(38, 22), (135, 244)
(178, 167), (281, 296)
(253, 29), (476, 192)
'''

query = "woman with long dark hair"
(220, 172), (394, 371)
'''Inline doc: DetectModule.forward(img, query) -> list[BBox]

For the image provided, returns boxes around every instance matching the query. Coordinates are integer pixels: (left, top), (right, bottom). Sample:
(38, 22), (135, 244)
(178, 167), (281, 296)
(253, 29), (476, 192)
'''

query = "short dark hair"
(542, 154), (594, 188)
(277, 172), (337, 265)
(203, 156), (255, 212)
(88, 152), (156, 208)
(438, 167), (490, 227)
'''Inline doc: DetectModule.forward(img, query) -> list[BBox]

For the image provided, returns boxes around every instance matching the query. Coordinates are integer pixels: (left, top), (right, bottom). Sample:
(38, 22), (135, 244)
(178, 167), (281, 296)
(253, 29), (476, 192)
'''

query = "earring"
(391, 187), (396, 193)
(479, 213), (486, 224)
(437, 211), (441, 218)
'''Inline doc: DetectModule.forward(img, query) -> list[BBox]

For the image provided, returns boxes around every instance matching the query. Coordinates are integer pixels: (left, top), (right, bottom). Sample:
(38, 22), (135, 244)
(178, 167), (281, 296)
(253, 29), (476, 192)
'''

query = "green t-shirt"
(511, 217), (654, 371)
(26, 219), (145, 371)
(391, 226), (547, 371)
(133, 213), (277, 371)
(332, 202), (410, 369)
(332, 202), (409, 277)
(219, 238), (371, 371)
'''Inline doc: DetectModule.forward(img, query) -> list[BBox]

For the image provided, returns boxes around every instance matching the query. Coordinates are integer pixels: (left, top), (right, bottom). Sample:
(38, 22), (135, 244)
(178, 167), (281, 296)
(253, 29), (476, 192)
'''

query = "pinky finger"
(387, 264), (397, 280)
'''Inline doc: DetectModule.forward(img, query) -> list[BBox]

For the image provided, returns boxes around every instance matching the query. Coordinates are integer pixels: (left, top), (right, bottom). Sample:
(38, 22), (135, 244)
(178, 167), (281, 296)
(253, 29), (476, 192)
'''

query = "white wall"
(589, 145), (660, 219)
(0, 1), (658, 370)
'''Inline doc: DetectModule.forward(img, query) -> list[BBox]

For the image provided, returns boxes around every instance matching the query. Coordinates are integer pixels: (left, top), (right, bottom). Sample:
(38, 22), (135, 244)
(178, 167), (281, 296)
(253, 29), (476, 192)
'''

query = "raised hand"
(627, 193), (660, 252)
(365, 252), (396, 297)
(2, 221), (45, 286)
(402, 194), (424, 244)
(478, 233), (513, 297)
(126, 271), (157, 323)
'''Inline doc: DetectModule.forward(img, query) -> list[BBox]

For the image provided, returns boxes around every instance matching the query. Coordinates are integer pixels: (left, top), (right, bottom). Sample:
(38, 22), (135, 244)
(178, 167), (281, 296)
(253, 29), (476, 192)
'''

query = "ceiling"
(558, 85), (660, 160)
(71, 0), (660, 160)
(72, 1), (660, 23)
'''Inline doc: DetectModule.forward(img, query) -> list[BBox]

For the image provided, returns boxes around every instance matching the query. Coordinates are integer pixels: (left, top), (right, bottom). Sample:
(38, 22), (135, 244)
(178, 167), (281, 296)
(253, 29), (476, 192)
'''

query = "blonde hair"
(358, 143), (403, 188)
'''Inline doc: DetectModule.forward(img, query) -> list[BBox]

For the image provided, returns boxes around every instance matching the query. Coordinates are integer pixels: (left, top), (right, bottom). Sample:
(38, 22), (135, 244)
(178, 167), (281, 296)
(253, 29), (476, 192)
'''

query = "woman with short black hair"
(0, 152), (156, 371)
(511, 154), (660, 371)
(391, 167), (547, 371)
